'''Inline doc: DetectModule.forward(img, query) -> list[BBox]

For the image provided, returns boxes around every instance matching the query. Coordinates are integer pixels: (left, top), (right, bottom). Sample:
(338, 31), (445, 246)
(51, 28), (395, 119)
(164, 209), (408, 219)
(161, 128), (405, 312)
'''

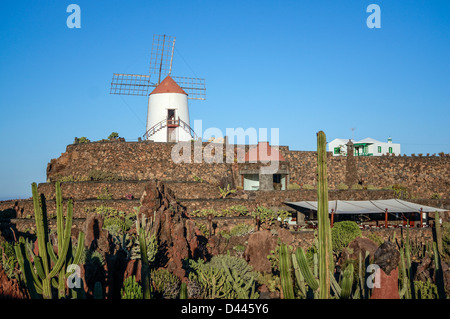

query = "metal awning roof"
(285, 199), (448, 215)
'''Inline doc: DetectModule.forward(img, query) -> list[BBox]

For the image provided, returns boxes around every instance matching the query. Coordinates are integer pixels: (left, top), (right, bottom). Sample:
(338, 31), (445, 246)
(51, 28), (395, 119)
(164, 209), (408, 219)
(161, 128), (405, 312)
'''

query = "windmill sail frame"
(110, 34), (206, 100)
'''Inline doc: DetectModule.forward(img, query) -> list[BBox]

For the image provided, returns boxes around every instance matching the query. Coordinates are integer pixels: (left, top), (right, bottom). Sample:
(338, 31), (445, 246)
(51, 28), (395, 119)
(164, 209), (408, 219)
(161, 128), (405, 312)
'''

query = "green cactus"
(404, 227), (416, 299)
(291, 252), (306, 298)
(180, 282), (188, 299)
(434, 212), (444, 256)
(135, 214), (156, 299)
(432, 241), (446, 299)
(399, 248), (411, 299)
(121, 275), (143, 299)
(278, 243), (295, 299)
(138, 227), (152, 299)
(340, 264), (354, 299)
(317, 131), (331, 299)
(14, 182), (85, 299)
(294, 247), (319, 292)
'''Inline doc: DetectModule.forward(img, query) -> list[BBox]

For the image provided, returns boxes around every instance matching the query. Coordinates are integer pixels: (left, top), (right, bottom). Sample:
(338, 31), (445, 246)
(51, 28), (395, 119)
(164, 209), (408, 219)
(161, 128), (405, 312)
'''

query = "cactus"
(138, 226), (152, 299)
(340, 264), (354, 299)
(317, 131), (331, 299)
(294, 247), (319, 292)
(221, 261), (259, 299)
(278, 243), (295, 299)
(121, 275), (143, 299)
(434, 212), (444, 257)
(399, 248), (411, 299)
(432, 241), (446, 299)
(291, 252), (306, 298)
(180, 282), (188, 299)
(135, 214), (157, 299)
(14, 182), (85, 299)
(404, 227), (416, 299)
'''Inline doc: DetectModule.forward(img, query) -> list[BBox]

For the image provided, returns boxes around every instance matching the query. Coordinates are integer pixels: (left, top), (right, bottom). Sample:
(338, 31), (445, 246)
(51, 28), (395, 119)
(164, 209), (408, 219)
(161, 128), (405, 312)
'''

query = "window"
(334, 147), (340, 154)
(389, 147), (393, 154)
(378, 146), (382, 153)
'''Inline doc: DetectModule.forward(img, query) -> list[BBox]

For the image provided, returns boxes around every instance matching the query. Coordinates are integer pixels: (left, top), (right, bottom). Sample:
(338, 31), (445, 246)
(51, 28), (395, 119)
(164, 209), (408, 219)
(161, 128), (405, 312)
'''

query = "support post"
(420, 208), (423, 228)
(385, 208), (388, 228)
(331, 209), (335, 228)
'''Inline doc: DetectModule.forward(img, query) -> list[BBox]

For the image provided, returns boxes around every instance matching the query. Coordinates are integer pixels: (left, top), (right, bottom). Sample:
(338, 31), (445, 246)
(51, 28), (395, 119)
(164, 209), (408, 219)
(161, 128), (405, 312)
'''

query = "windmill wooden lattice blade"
(149, 34), (176, 83)
(172, 76), (206, 100)
(110, 73), (154, 96)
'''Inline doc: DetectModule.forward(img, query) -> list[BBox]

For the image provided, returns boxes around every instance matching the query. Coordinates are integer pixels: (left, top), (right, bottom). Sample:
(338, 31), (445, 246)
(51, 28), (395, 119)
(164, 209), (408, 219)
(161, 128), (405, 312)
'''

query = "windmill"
(110, 34), (206, 142)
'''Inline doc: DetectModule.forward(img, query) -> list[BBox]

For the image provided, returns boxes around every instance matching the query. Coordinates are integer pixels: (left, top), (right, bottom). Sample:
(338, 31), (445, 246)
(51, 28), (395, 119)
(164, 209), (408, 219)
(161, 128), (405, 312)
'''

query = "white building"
(328, 137), (401, 157)
(145, 75), (194, 143)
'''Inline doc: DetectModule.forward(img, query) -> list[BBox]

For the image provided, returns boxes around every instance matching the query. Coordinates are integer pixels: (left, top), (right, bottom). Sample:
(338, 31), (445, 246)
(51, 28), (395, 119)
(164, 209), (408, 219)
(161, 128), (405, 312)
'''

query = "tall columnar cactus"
(138, 226), (152, 299)
(434, 211), (444, 257)
(294, 247), (319, 293)
(14, 182), (85, 299)
(340, 264), (354, 299)
(278, 243), (295, 299)
(432, 236), (446, 298)
(404, 226), (416, 299)
(399, 248), (411, 299)
(180, 282), (188, 299)
(317, 131), (331, 299)
(291, 252), (307, 298)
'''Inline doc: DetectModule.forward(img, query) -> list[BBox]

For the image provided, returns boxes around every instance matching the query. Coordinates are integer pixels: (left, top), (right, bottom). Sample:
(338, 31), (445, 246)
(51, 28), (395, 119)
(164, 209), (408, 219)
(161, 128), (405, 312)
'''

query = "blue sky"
(1, 1), (449, 200)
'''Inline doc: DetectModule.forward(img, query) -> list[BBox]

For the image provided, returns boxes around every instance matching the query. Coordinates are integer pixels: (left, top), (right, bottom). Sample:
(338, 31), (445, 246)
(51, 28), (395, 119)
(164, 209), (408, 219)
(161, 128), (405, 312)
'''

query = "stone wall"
(46, 141), (233, 186)
(45, 141), (450, 200)
(283, 149), (450, 199)
(37, 180), (221, 201)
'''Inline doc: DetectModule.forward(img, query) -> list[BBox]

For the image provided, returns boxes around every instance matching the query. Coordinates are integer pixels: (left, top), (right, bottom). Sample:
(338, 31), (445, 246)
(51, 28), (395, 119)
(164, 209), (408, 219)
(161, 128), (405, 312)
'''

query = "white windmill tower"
(110, 34), (206, 142)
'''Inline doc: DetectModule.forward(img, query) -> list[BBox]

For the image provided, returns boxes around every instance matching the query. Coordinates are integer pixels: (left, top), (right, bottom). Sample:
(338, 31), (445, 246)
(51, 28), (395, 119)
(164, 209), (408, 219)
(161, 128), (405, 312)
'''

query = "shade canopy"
(285, 199), (447, 215)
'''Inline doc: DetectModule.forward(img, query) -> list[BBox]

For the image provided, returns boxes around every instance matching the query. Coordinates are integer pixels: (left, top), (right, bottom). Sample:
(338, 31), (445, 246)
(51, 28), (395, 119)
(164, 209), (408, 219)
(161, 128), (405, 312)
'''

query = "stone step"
(0, 197), (259, 219)
(37, 180), (222, 201)
(178, 198), (258, 214)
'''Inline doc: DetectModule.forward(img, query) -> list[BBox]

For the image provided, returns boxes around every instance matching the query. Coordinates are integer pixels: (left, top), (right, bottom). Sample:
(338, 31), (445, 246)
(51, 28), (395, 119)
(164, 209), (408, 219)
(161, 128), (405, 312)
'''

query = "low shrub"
(108, 132), (119, 140)
(229, 223), (254, 237)
(151, 268), (180, 299)
(331, 221), (362, 255)
(336, 183), (349, 190)
(287, 183), (300, 190)
(365, 232), (384, 247)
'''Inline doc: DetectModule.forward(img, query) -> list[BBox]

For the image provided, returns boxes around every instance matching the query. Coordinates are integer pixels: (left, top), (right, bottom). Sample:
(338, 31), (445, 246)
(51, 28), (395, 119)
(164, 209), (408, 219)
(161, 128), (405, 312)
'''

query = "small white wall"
(371, 141), (401, 156)
(329, 138), (401, 156)
(328, 139), (349, 156)
(146, 92), (191, 142)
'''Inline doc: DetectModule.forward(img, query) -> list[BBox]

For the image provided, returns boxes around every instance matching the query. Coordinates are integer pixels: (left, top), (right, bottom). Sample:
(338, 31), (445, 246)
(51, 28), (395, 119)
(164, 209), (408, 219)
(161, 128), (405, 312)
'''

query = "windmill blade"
(110, 73), (155, 96)
(172, 76), (206, 100)
(149, 34), (176, 83)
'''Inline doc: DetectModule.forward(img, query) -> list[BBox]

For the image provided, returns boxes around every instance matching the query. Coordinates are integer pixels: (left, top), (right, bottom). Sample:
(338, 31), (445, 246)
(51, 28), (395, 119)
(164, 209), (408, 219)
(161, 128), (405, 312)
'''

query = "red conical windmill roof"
(150, 75), (188, 95)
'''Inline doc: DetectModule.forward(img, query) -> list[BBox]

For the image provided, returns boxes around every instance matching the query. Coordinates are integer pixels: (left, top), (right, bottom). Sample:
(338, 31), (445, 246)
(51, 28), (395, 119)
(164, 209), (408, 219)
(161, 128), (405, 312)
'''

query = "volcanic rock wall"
(46, 141), (450, 199)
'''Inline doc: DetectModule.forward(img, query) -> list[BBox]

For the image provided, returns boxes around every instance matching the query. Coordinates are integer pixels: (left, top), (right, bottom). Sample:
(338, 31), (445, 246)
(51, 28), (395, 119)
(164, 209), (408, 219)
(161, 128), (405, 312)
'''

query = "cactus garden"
(0, 131), (449, 300)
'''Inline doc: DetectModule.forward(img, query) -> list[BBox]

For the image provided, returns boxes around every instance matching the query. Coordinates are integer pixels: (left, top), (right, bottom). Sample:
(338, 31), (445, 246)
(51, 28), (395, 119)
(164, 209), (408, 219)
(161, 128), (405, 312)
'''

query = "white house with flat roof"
(328, 137), (401, 157)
